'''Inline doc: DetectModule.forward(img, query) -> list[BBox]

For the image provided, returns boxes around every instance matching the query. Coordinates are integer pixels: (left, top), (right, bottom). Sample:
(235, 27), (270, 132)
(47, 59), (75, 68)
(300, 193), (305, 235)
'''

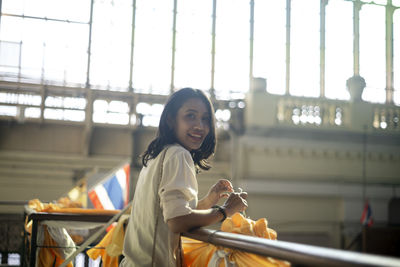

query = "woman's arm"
(167, 208), (224, 233)
(168, 192), (247, 233)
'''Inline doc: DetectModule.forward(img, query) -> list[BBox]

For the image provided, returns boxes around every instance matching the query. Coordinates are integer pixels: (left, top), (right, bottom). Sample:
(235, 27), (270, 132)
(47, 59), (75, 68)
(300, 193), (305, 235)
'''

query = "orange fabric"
(182, 238), (217, 267)
(26, 199), (120, 266)
(28, 198), (120, 214)
(86, 214), (129, 267)
(86, 226), (119, 267)
(183, 213), (291, 267)
(38, 226), (74, 267)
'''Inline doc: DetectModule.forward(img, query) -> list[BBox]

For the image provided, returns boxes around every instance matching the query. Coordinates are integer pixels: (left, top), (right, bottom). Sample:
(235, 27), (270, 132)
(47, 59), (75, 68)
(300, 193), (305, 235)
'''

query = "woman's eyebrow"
(185, 109), (199, 113)
(184, 109), (210, 116)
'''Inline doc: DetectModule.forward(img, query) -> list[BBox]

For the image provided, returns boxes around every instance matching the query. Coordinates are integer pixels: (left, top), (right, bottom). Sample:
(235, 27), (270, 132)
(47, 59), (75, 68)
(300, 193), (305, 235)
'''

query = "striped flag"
(360, 200), (373, 227)
(88, 163), (130, 210)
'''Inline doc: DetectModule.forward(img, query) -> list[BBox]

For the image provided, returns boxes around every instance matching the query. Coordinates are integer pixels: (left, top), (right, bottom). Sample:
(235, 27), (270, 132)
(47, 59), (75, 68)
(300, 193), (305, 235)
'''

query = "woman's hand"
(198, 179), (234, 209)
(168, 187), (248, 233)
(222, 191), (248, 217)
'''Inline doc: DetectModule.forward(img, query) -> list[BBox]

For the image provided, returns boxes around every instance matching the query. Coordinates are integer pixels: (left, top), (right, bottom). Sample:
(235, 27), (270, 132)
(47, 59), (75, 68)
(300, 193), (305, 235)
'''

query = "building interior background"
(0, 0), (399, 265)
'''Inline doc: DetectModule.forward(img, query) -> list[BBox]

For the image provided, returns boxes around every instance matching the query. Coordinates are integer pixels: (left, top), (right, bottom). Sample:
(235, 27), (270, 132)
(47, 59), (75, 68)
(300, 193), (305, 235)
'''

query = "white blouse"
(121, 144), (198, 267)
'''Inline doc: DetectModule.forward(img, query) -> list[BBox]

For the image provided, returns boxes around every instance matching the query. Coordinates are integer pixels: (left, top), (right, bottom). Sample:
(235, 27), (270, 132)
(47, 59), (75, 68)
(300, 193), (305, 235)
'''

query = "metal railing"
(25, 207), (400, 267)
(183, 228), (400, 267)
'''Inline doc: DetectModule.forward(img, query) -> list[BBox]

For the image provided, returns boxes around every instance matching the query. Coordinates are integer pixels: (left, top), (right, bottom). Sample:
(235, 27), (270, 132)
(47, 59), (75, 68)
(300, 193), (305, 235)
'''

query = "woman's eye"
(186, 113), (195, 119)
(202, 117), (210, 123)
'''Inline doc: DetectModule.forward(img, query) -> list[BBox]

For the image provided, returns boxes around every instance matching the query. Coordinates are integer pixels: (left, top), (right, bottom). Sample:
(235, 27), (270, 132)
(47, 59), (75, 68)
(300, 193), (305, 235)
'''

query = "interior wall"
(0, 121), (84, 154)
(89, 127), (132, 157)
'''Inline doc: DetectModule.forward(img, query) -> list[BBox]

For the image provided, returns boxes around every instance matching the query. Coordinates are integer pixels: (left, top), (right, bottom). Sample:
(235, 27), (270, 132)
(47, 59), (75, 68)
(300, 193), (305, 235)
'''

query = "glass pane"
(20, 41), (44, 79)
(43, 21), (88, 85)
(359, 4), (386, 103)
(325, 0), (353, 100)
(7, 253), (20, 266)
(0, 15), (88, 84)
(2, 0), (24, 15)
(132, 0), (174, 95)
(18, 17), (47, 79)
(25, 107), (41, 118)
(214, 0), (250, 99)
(174, 0), (212, 91)
(90, 0), (132, 90)
(22, 0), (90, 22)
(0, 17), (23, 76)
(0, 41), (21, 73)
(0, 105), (17, 116)
(253, 0), (286, 95)
(290, 0), (320, 97)
(394, 10), (400, 105)
(0, 16), (23, 43)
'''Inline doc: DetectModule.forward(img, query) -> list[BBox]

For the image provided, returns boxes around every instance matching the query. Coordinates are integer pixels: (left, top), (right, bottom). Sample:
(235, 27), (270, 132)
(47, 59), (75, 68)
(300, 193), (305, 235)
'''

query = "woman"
(121, 88), (248, 267)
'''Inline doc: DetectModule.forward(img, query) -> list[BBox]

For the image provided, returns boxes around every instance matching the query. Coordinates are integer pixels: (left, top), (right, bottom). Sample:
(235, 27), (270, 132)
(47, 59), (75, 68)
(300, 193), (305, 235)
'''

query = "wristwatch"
(212, 205), (227, 222)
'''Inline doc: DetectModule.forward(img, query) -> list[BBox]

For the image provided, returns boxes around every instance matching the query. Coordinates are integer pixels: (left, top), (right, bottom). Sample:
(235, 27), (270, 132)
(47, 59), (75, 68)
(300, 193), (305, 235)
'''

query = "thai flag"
(360, 200), (373, 227)
(88, 163), (130, 210)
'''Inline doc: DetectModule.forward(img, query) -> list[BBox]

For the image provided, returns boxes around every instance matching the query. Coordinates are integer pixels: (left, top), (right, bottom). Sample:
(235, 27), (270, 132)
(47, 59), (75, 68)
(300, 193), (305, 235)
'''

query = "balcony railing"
(183, 228), (400, 267)
(22, 206), (400, 267)
(246, 91), (400, 133)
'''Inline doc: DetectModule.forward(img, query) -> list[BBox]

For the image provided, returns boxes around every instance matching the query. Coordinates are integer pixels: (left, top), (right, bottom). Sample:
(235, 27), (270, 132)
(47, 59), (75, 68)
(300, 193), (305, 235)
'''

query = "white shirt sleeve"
(159, 149), (198, 222)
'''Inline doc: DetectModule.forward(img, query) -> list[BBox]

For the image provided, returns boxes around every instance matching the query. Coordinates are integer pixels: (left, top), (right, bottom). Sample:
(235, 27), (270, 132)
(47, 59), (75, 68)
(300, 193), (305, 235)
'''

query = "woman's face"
(173, 98), (211, 151)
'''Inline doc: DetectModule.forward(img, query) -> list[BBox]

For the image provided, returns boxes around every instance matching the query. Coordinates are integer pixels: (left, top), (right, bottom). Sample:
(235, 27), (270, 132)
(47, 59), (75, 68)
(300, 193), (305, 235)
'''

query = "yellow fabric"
(182, 238), (217, 267)
(183, 213), (291, 267)
(38, 226), (74, 267)
(86, 214), (129, 266)
(26, 198), (120, 267)
(28, 198), (120, 214)
(106, 214), (129, 256)
(87, 227), (119, 267)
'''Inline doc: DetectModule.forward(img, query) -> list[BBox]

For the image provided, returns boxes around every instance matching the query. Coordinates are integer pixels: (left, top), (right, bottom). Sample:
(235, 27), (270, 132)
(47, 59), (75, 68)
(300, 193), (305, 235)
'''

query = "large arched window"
(0, 0), (399, 104)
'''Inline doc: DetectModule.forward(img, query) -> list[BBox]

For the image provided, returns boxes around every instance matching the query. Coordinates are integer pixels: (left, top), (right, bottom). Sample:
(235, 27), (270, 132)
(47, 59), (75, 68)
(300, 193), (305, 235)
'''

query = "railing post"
(29, 220), (38, 267)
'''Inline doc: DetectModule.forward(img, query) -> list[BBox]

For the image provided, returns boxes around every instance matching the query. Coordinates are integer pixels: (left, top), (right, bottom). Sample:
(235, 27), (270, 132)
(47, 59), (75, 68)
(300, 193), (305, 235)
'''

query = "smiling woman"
(120, 88), (248, 267)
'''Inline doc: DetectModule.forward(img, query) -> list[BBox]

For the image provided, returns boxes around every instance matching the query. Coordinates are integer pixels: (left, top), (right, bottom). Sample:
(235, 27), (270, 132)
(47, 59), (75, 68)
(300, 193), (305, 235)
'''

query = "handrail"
(183, 228), (400, 267)
(25, 209), (400, 267)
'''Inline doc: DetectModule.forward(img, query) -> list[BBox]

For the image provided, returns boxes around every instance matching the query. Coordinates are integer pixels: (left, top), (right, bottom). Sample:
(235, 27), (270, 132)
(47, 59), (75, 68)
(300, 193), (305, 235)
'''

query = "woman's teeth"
(189, 133), (202, 138)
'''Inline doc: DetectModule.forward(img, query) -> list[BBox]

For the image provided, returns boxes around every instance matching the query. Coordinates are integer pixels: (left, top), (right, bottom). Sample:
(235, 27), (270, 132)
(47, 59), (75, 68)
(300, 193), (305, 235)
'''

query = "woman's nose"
(193, 119), (205, 130)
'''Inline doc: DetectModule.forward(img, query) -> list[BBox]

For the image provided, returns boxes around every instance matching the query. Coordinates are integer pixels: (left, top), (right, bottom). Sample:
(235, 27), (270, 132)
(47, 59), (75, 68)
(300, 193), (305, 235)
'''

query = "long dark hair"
(141, 88), (216, 171)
